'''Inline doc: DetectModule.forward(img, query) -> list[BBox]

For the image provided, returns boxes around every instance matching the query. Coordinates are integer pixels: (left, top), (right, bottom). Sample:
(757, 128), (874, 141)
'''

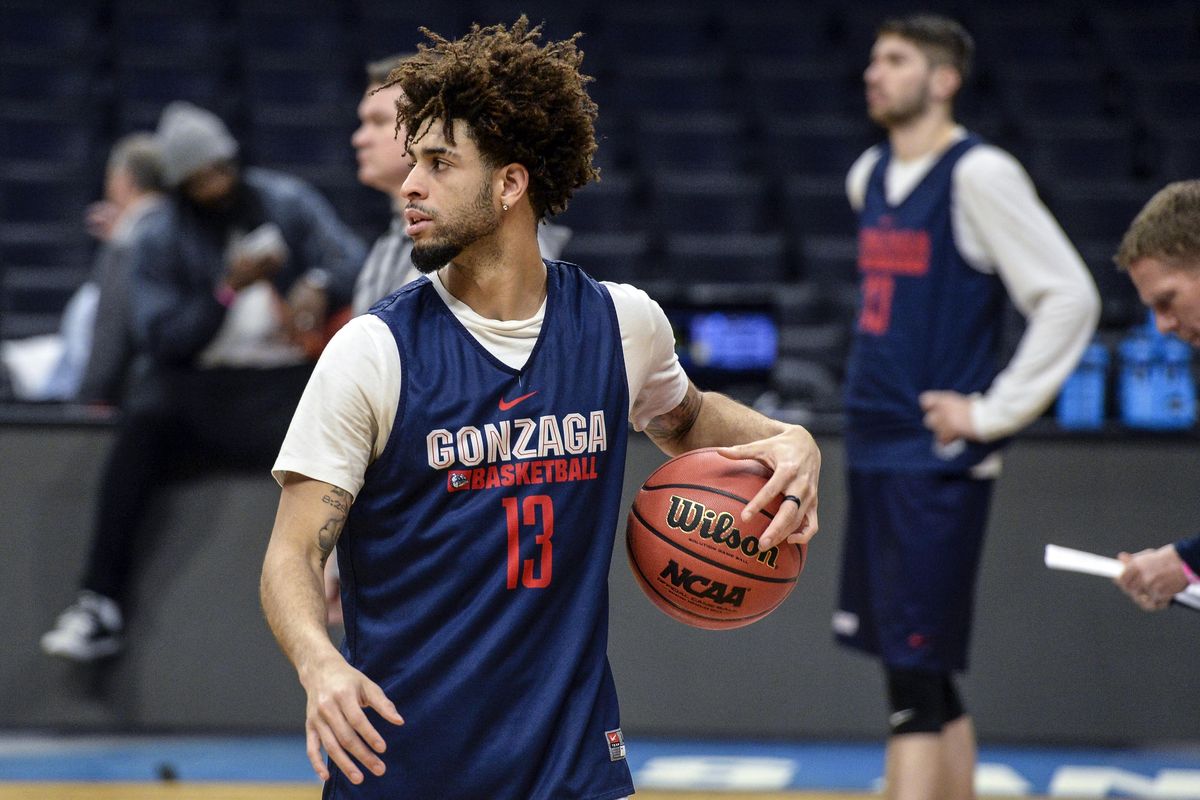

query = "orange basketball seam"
(641, 481), (777, 520)
(628, 505), (798, 584)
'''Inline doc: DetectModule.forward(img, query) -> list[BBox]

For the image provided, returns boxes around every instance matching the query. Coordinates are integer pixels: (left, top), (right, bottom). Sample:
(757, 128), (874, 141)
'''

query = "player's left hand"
(919, 390), (978, 445)
(1115, 545), (1189, 612)
(715, 426), (820, 550)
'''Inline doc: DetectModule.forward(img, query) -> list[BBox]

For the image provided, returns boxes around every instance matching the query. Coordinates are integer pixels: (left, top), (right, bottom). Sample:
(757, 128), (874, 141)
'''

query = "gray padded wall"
(3, 425), (1198, 743)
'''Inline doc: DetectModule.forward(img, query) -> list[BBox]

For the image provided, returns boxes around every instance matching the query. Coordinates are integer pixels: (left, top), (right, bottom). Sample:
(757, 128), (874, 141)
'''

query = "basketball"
(625, 448), (806, 630)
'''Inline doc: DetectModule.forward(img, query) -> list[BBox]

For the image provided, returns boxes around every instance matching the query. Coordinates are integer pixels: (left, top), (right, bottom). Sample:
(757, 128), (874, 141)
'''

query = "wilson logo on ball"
(665, 495), (780, 568)
(659, 559), (748, 607)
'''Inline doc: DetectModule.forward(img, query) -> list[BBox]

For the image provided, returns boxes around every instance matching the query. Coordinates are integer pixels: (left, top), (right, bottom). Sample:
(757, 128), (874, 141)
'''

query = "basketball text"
(665, 495), (780, 568)
(659, 559), (748, 607)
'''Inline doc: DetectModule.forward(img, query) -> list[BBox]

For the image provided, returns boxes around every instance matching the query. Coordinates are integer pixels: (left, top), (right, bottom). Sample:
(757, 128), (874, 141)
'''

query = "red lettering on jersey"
(858, 227), (931, 276)
(471, 468), (486, 490)
(530, 462), (544, 484)
(501, 464), (515, 486)
(485, 466), (501, 489)
(554, 459), (568, 482)
(568, 459), (582, 481)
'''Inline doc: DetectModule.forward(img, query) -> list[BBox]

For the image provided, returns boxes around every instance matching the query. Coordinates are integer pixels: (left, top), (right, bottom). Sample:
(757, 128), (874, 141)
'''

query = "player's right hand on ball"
(301, 657), (404, 784)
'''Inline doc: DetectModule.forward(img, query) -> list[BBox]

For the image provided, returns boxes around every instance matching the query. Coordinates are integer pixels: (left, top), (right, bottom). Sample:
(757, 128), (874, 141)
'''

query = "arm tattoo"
(645, 384), (703, 446)
(317, 487), (352, 565)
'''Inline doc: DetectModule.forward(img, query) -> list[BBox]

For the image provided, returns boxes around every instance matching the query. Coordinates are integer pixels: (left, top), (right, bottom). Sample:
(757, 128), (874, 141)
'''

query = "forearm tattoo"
(317, 487), (352, 565)
(646, 384), (703, 445)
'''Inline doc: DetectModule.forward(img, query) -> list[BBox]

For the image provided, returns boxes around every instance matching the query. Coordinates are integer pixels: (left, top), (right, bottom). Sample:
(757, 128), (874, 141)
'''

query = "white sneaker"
(41, 591), (124, 661)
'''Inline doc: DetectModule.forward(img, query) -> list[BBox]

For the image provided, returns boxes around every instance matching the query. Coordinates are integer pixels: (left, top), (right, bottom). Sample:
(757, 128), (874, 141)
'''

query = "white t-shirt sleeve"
(846, 145), (883, 211)
(952, 147), (1101, 440)
(271, 314), (401, 497)
(604, 282), (689, 431)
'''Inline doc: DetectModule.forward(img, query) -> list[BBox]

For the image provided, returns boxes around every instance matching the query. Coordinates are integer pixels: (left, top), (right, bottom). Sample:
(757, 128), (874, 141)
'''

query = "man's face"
(1128, 256), (1200, 347)
(864, 34), (935, 127)
(352, 83), (413, 194)
(181, 163), (237, 208)
(401, 118), (502, 273)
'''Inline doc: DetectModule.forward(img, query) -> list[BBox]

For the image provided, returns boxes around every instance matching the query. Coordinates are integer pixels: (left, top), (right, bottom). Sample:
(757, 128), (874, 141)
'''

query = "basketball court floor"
(3, 734), (1200, 798)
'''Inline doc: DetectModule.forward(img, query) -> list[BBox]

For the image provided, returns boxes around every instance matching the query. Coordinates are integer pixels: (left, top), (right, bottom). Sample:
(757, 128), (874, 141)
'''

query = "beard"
(868, 83), (931, 128)
(410, 175), (501, 273)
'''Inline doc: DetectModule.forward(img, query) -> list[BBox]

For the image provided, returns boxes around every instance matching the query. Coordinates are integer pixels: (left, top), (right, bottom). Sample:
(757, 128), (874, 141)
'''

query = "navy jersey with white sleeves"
(329, 262), (633, 800)
(844, 134), (1007, 472)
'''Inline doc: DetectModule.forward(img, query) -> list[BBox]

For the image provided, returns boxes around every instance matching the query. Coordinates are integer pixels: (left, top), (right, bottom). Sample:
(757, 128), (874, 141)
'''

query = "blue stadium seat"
(761, 114), (878, 179)
(798, 234), (858, 288)
(0, 110), (95, 165)
(560, 232), (651, 284)
(663, 232), (788, 283)
(1151, 127), (1200, 183)
(556, 172), (643, 233)
(1130, 66), (1200, 125)
(782, 176), (857, 239)
(0, 53), (95, 104)
(0, 2), (98, 54)
(612, 57), (733, 113)
(112, 4), (226, 54)
(997, 63), (1121, 123)
(1024, 120), (1138, 183)
(972, 6), (1095, 64)
(246, 113), (356, 171)
(355, 4), (465, 60)
(741, 59), (862, 119)
(589, 5), (715, 58)
(242, 56), (354, 110)
(1074, 238), (1144, 330)
(0, 168), (92, 225)
(1090, 6), (1200, 68)
(635, 113), (747, 173)
(114, 53), (227, 106)
(717, 5), (841, 60)
(235, 7), (345, 57)
(1046, 180), (1153, 248)
(650, 171), (771, 234)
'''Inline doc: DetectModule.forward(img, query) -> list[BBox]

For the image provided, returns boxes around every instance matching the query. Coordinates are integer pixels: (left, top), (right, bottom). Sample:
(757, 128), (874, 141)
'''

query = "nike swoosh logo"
(498, 391), (538, 411)
(889, 709), (915, 729)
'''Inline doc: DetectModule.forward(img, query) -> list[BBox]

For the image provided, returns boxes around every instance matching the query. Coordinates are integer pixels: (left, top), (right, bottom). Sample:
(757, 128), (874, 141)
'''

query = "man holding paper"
(1111, 180), (1200, 611)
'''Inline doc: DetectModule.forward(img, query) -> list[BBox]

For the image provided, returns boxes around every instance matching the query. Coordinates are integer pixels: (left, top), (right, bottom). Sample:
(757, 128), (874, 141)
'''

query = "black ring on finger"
(783, 495), (803, 507)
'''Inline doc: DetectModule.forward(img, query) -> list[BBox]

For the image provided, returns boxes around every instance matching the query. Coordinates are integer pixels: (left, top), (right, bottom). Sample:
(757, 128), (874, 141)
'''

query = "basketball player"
(1111, 180), (1200, 612)
(833, 15), (1099, 800)
(260, 19), (820, 799)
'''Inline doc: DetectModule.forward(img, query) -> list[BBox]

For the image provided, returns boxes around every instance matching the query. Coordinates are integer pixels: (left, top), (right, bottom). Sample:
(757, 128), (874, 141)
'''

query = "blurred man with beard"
(833, 14), (1099, 800)
(41, 102), (365, 661)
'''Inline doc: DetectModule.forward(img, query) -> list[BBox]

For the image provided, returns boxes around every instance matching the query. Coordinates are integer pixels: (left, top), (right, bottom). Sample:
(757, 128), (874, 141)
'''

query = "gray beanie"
(156, 101), (239, 187)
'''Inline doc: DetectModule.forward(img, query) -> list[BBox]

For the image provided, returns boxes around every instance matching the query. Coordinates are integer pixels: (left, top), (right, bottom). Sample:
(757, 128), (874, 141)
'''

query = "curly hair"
(378, 16), (600, 221)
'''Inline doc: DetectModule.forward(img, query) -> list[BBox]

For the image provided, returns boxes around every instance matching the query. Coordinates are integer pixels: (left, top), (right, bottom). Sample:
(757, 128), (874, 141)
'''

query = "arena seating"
(1, 0), (1196, 410)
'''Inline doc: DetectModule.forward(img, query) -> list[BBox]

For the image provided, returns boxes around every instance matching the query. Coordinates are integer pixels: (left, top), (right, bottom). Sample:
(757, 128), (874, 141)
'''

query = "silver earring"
(502, 203), (509, 211)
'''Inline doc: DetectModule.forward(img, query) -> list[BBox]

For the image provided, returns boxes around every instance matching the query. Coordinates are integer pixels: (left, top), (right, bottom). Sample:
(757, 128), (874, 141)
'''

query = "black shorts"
(834, 469), (994, 672)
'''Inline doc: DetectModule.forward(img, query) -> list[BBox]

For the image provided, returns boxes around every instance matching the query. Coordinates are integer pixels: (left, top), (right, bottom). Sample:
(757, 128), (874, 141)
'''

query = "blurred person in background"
(0, 133), (166, 405)
(41, 101), (366, 661)
(833, 14), (1099, 800)
(1110, 180), (1200, 612)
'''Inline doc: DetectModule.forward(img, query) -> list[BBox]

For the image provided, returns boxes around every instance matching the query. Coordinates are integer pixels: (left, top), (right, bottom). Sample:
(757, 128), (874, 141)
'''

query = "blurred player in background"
(833, 14), (1099, 800)
(1111, 180), (1200, 612)
(260, 18), (819, 799)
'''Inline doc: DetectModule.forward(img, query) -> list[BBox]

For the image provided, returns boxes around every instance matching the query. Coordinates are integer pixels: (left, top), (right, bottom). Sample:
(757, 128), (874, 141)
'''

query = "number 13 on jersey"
(504, 495), (554, 589)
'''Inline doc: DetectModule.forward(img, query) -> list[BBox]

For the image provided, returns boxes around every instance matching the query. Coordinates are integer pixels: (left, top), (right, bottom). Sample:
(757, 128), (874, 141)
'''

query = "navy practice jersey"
(844, 135), (1008, 472)
(329, 262), (634, 800)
